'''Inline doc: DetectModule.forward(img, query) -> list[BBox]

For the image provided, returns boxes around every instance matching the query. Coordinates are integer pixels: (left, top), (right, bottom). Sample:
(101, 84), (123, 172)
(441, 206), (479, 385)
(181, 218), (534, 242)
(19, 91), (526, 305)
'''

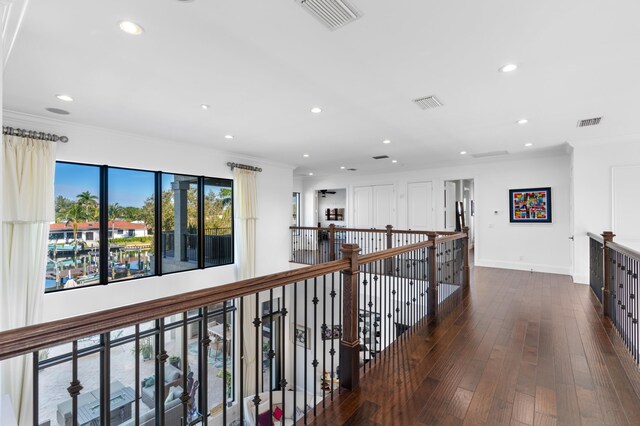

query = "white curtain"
(233, 167), (260, 396)
(1, 135), (56, 425)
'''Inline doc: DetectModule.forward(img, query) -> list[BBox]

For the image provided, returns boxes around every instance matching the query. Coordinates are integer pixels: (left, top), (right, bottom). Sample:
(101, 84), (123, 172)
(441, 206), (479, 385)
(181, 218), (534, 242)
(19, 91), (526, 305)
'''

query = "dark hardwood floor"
(310, 267), (640, 425)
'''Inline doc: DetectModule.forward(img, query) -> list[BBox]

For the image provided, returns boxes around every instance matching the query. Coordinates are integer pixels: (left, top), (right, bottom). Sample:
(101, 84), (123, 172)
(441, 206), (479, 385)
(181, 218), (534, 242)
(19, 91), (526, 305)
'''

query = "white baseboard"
(475, 259), (571, 276)
(572, 274), (589, 285)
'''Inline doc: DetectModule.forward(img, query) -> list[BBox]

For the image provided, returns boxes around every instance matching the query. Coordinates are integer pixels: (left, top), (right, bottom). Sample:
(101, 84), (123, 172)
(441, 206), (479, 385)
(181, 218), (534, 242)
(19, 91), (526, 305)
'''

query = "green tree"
(108, 203), (124, 238)
(55, 196), (74, 222)
(64, 203), (84, 265)
(138, 196), (156, 234)
(76, 191), (99, 221)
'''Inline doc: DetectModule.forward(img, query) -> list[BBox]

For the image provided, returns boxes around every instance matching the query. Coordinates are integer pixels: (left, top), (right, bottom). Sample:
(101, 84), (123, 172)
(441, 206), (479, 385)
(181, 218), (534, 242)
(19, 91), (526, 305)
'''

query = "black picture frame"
(509, 187), (552, 223)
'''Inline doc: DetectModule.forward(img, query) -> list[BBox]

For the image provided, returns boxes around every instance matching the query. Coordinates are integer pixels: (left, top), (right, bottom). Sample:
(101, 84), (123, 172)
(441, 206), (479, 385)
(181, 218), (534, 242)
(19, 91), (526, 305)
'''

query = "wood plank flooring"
(310, 267), (640, 426)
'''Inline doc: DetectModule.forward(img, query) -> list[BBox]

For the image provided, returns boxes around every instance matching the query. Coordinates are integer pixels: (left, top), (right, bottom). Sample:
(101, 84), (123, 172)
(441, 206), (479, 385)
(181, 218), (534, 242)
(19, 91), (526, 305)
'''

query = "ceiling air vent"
(413, 95), (444, 110)
(471, 150), (509, 159)
(372, 155), (389, 160)
(577, 117), (603, 127)
(296, 0), (362, 31)
(347, 168), (357, 171)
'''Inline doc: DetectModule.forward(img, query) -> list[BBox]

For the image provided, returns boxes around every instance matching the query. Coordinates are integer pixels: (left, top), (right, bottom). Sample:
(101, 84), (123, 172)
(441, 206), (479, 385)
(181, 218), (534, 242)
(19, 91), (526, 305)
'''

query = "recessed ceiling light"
(524, 143), (533, 147)
(340, 166), (345, 169)
(225, 134), (233, 139)
(56, 94), (74, 102)
(201, 104), (210, 110)
(460, 151), (467, 155)
(499, 64), (518, 73)
(391, 160), (398, 163)
(119, 21), (144, 35)
(310, 107), (322, 114)
(382, 139), (391, 144)
(303, 154), (309, 158)
(309, 172), (314, 176)
(517, 119), (528, 125)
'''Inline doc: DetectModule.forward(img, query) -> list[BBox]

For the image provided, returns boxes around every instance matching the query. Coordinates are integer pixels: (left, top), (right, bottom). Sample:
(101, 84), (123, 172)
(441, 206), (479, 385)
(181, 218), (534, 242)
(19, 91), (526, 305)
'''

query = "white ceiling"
(4, 0), (640, 176)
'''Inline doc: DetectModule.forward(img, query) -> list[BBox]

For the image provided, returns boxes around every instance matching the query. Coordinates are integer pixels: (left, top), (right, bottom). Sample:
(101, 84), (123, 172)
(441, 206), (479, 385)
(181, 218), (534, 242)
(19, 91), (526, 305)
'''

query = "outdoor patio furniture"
(140, 364), (182, 408)
(120, 386), (183, 426)
(56, 380), (134, 426)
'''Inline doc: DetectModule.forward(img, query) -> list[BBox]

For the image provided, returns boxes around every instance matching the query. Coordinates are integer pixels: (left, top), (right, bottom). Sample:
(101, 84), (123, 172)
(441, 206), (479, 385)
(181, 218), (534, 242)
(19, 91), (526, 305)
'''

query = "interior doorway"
(444, 179), (475, 249)
(316, 188), (346, 227)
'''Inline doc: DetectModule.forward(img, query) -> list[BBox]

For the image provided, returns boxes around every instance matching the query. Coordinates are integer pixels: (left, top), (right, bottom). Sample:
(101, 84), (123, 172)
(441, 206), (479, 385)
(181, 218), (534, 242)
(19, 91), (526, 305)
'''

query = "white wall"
(572, 139), (640, 283)
(3, 111), (294, 322)
(302, 153), (572, 275)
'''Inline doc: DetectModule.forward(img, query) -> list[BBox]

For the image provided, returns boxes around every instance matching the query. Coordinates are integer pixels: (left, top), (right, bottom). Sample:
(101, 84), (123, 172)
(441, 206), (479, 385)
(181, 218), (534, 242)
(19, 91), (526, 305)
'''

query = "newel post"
(427, 234), (438, 319)
(340, 243), (361, 390)
(602, 231), (615, 318)
(329, 224), (336, 261)
(385, 225), (394, 274)
(462, 226), (471, 288)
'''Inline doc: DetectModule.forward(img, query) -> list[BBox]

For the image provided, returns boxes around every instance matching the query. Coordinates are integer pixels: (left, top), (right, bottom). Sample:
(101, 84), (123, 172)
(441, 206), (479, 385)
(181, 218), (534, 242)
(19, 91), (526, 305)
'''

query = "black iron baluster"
(293, 281), (297, 421)
(222, 302), (228, 425)
(338, 271), (342, 395)
(322, 274), (327, 406)
(134, 324), (140, 425)
(330, 272), (336, 400)
(182, 312), (189, 421)
(101, 332), (111, 425)
(313, 277), (318, 417)
(254, 293), (260, 426)
(33, 351), (39, 425)
(269, 289), (274, 421)
(304, 278), (308, 424)
(281, 284), (287, 417)
(239, 297), (244, 426)
(70, 340), (81, 426)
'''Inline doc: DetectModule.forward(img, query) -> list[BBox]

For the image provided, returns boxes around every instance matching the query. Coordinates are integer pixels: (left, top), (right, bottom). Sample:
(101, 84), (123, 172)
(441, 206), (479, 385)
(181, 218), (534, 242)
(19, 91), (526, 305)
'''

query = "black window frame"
(46, 161), (234, 293)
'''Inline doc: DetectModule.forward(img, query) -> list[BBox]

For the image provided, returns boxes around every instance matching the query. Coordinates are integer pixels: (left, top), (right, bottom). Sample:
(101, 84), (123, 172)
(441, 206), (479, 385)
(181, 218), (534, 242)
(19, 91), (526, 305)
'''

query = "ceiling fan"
(318, 189), (336, 197)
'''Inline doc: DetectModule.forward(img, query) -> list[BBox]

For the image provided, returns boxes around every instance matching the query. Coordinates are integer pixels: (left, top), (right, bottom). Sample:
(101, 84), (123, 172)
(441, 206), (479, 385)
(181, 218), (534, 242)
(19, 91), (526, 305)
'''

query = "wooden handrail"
(360, 240), (432, 264)
(587, 232), (605, 244)
(289, 225), (457, 236)
(607, 241), (640, 262)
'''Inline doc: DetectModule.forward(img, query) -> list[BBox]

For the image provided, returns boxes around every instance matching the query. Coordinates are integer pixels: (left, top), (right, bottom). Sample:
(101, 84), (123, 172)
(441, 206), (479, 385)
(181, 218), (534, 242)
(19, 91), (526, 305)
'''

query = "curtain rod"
(3, 126), (69, 143)
(227, 162), (262, 172)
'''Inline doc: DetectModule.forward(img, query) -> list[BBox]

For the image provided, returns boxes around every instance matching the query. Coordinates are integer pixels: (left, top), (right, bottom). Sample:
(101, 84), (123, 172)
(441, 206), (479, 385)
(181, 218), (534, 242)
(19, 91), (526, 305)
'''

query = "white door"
(354, 186), (373, 228)
(613, 165), (640, 239)
(444, 181), (456, 230)
(407, 181), (434, 230)
(373, 185), (394, 228)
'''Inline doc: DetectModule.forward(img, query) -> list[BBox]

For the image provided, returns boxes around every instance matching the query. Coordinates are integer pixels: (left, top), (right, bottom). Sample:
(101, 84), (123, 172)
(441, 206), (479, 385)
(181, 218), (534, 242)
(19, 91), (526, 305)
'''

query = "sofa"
(242, 390), (322, 426)
(121, 386), (183, 426)
(140, 364), (182, 407)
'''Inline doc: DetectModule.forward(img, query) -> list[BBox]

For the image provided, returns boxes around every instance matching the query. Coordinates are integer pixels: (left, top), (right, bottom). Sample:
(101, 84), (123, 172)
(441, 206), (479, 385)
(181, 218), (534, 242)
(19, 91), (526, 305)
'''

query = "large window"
(292, 192), (300, 227)
(161, 173), (199, 274)
(204, 178), (233, 267)
(108, 167), (156, 282)
(48, 162), (101, 291)
(46, 162), (234, 292)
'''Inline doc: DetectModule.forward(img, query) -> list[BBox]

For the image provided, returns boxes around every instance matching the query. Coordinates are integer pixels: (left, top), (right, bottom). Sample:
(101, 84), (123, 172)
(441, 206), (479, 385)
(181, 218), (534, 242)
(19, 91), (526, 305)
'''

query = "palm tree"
(64, 203), (83, 266)
(76, 191), (98, 221)
(109, 203), (123, 239)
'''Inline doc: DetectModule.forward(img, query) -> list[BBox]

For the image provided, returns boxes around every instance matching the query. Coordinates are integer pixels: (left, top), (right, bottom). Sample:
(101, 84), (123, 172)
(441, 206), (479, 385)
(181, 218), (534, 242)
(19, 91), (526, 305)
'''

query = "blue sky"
(55, 165), (231, 207)
(55, 163), (154, 207)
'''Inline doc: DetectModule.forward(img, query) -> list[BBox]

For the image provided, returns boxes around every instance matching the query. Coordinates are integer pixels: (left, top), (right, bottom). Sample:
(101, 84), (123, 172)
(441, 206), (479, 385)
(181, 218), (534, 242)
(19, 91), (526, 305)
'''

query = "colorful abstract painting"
(509, 187), (552, 223)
